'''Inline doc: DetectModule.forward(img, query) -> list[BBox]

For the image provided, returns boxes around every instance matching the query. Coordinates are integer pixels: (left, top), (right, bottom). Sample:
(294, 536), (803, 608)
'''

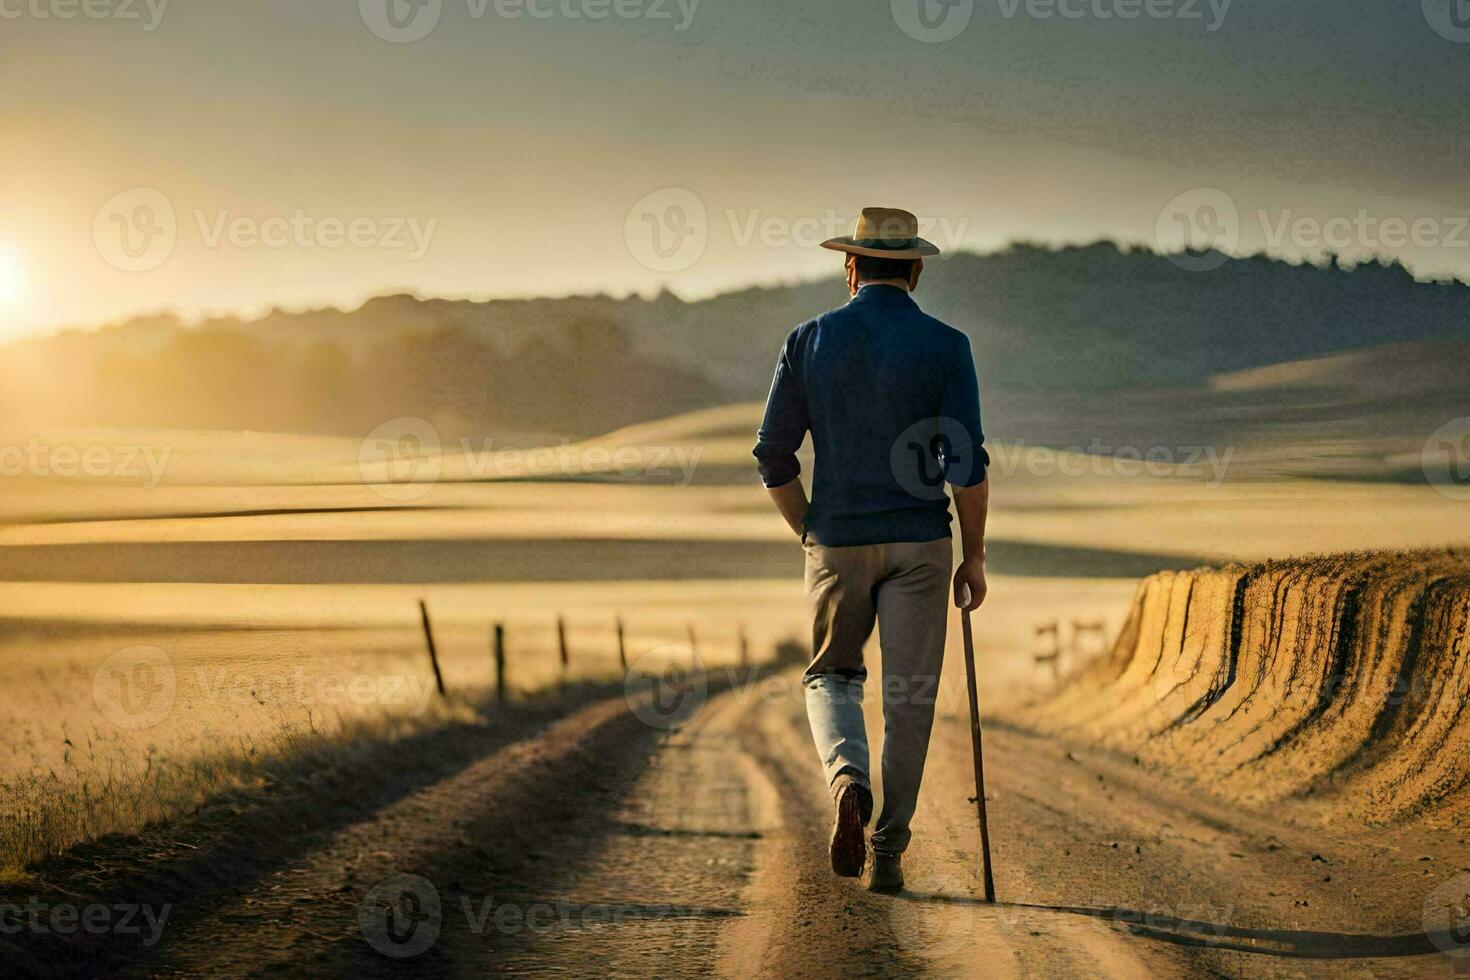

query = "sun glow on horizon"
(0, 248), (26, 307)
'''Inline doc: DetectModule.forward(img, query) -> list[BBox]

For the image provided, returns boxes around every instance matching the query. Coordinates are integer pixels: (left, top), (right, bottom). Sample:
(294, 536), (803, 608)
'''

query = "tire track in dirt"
(722, 687), (928, 978)
(461, 683), (774, 976)
(139, 696), (661, 976)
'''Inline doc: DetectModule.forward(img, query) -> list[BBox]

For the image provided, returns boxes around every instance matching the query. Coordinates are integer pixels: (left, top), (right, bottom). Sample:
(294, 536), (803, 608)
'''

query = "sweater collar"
(849, 283), (916, 308)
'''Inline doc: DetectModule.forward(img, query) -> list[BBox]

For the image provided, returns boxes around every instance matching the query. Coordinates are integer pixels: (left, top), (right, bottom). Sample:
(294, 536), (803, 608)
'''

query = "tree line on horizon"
(3, 241), (1466, 441)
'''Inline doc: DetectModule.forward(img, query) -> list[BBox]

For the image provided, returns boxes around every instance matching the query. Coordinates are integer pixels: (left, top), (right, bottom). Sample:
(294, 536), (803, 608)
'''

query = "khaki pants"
(802, 537), (952, 855)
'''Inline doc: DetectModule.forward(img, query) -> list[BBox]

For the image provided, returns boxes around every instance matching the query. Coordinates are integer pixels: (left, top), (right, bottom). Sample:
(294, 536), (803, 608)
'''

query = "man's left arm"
(943, 335), (990, 610)
(953, 478), (989, 610)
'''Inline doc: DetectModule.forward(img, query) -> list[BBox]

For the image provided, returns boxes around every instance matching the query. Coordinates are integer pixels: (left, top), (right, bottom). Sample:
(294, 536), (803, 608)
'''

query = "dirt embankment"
(1012, 550), (1470, 824)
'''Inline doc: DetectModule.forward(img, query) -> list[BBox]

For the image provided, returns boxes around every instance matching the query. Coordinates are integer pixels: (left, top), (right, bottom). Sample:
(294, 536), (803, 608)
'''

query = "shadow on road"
(894, 892), (1460, 960)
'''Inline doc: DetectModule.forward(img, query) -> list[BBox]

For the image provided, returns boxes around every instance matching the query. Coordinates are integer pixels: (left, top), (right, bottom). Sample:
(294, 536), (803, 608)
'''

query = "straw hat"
(820, 206), (940, 259)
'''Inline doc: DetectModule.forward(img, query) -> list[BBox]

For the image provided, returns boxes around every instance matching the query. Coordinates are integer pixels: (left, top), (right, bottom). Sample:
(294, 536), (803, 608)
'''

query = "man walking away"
(753, 207), (990, 892)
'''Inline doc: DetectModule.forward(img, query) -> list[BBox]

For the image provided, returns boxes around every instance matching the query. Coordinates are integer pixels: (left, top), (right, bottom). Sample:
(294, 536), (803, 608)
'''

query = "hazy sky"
(2, 0), (1467, 339)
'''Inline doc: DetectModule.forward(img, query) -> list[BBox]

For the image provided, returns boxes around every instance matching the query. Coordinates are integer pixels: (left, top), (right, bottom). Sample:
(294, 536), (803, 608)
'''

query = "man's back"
(754, 283), (987, 547)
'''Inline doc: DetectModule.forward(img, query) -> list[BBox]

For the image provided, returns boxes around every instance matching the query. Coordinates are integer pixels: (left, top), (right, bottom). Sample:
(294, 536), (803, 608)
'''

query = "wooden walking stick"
(957, 582), (996, 903)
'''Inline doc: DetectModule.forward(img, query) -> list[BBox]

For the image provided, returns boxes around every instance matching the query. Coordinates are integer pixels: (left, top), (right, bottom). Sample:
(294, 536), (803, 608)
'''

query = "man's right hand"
(766, 478), (811, 539)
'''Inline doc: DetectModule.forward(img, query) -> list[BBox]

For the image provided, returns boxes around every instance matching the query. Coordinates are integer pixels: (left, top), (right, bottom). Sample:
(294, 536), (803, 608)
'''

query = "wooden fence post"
(616, 616), (627, 671)
(419, 599), (446, 698)
(494, 622), (506, 704)
(1033, 620), (1062, 682)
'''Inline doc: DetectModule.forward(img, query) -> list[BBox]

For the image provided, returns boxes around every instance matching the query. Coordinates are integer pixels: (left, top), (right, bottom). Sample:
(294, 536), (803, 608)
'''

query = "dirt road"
(132, 669), (1461, 978)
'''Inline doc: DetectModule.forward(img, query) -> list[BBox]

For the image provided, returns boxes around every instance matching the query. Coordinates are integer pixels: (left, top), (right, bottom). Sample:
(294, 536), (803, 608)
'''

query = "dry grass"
(0, 692), (489, 869)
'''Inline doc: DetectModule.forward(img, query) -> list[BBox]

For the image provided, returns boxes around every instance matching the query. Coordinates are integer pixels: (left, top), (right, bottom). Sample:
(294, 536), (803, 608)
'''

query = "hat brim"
(820, 237), (941, 259)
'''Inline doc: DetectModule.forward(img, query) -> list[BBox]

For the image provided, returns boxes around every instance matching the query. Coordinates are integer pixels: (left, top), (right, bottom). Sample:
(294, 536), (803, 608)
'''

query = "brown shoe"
(866, 851), (903, 892)
(829, 775), (871, 878)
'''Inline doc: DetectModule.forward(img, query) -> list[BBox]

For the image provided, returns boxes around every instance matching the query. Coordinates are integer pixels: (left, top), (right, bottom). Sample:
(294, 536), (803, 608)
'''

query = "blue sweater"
(753, 284), (988, 547)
